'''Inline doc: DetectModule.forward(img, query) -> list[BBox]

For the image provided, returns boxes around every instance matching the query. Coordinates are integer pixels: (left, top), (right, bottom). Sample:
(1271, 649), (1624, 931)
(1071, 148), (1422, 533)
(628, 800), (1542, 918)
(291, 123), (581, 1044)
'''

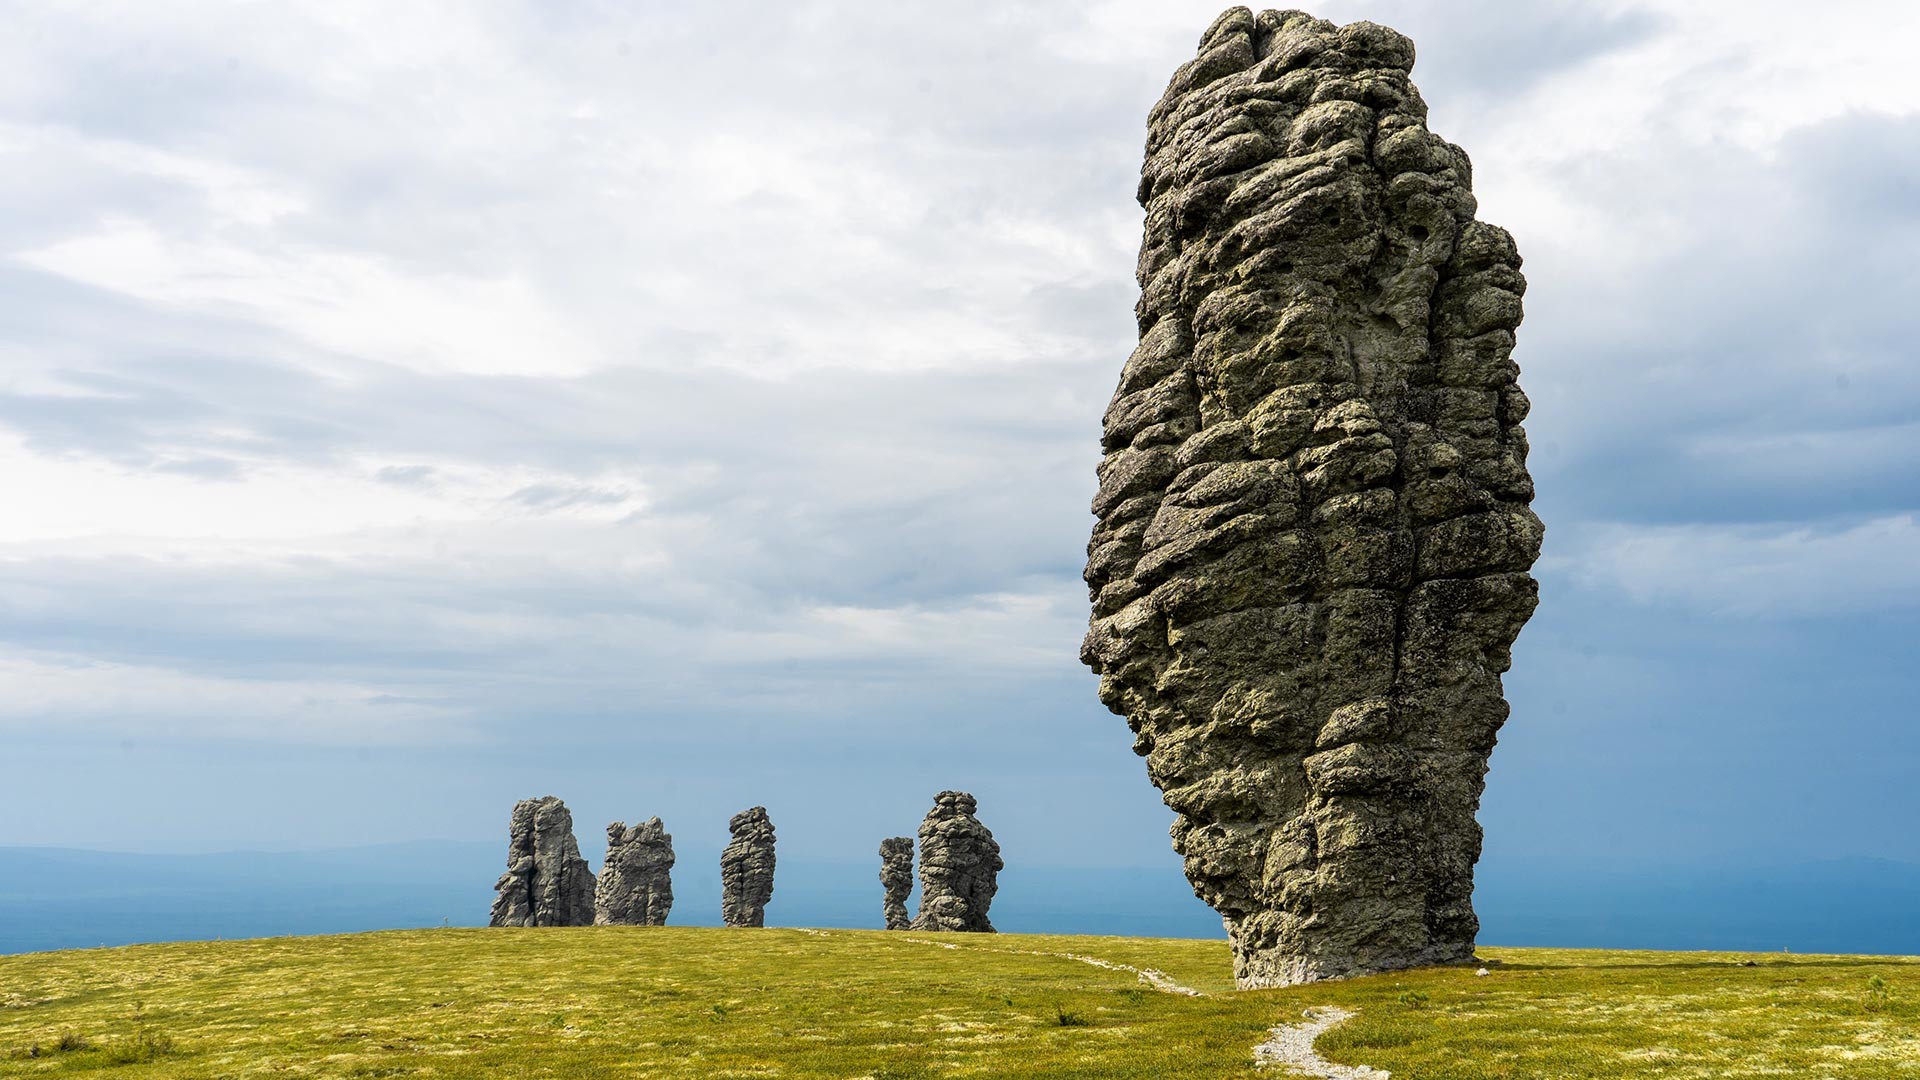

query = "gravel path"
(1253, 1006), (1388, 1077)
(794, 928), (1383, 1075)
(892, 935), (1207, 996)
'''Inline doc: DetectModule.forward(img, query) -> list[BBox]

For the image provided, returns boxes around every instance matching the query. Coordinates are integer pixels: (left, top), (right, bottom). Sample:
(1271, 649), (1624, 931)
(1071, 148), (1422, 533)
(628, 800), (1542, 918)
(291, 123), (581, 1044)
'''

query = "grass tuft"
(101, 1026), (174, 1065)
(1867, 974), (1893, 1012)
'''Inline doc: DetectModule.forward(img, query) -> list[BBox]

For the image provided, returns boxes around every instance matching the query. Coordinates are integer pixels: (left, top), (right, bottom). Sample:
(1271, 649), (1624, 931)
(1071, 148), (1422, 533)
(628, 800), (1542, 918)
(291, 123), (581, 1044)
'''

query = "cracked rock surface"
(489, 796), (596, 928)
(911, 792), (1002, 933)
(879, 836), (914, 930)
(595, 817), (675, 926)
(1081, 7), (1541, 987)
(720, 807), (776, 928)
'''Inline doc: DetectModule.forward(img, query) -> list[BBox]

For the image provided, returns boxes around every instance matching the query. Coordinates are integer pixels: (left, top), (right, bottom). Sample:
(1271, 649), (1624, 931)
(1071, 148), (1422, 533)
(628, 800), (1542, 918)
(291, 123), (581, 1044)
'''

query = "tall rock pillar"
(1081, 8), (1542, 987)
(489, 796), (597, 927)
(910, 792), (1002, 932)
(596, 817), (675, 926)
(720, 807), (776, 928)
(879, 836), (914, 930)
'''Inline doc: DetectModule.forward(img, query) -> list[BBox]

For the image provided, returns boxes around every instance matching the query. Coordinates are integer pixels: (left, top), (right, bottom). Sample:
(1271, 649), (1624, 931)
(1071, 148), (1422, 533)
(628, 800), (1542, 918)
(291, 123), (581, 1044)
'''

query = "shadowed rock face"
(489, 796), (596, 928)
(1081, 7), (1541, 988)
(879, 836), (914, 930)
(720, 807), (776, 927)
(911, 792), (1002, 932)
(595, 817), (675, 926)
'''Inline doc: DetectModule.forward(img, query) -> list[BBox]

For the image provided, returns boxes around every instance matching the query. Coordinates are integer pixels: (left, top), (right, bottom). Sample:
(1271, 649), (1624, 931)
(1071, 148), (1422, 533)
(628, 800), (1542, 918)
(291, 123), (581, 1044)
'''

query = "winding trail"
(1025, 949), (1203, 997)
(789, 928), (1383, 1075)
(1253, 1006), (1388, 1077)
(900, 936), (1207, 997)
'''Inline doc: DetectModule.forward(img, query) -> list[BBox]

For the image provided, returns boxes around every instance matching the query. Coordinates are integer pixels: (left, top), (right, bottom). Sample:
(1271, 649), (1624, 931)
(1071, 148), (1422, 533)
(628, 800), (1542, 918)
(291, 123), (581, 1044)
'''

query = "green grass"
(3, 928), (1919, 1077)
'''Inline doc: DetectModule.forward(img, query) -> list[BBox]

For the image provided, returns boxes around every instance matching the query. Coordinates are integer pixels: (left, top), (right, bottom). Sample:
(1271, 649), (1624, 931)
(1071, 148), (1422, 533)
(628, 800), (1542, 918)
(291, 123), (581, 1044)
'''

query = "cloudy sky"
(3, 0), (1917, 880)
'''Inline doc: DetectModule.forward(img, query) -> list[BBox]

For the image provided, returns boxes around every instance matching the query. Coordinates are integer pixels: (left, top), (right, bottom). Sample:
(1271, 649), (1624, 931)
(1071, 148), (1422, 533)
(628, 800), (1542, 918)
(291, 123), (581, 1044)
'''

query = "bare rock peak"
(489, 795), (596, 928)
(1083, 8), (1541, 987)
(911, 791), (1002, 933)
(879, 836), (914, 930)
(595, 816), (675, 926)
(720, 806), (776, 928)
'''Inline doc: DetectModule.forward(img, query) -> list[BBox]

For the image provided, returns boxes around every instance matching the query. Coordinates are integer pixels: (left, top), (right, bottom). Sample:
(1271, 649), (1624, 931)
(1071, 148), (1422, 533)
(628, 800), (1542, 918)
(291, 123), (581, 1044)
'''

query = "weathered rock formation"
(595, 817), (675, 926)
(489, 795), (596, 927)
(879, 836), (914, 930)
(720, 807), (776, 927)
(910, 792), (1002, 932)
(1080, 8), (1542, 988)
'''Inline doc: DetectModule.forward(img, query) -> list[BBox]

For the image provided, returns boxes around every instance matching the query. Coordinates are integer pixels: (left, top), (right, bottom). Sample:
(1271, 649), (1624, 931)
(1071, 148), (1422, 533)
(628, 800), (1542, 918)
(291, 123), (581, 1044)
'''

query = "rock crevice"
(1082, 7), (1541, 987)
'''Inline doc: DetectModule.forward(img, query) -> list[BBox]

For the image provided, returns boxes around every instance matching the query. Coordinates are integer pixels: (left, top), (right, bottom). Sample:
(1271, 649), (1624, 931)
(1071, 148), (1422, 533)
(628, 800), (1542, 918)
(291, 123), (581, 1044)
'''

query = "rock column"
(1080, 8), (1542, 986)
(910, 792), (1001, 932)
(879, 836), (914, 930)
(489, 795), (596, 927)
(720, 807), (776, 927)
(595, 817), (675, 926)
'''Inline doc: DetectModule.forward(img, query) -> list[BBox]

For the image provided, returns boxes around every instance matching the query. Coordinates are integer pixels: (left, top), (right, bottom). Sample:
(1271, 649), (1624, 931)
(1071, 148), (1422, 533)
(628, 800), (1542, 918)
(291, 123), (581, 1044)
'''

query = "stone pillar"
(910, 792), (1001, 932)
(596, 817), (675, 926)
(1080, 8), (1541, 986)
(489, 796), (596, 927)
(720, 806), (776, 927)
(879, 836), (914, 930)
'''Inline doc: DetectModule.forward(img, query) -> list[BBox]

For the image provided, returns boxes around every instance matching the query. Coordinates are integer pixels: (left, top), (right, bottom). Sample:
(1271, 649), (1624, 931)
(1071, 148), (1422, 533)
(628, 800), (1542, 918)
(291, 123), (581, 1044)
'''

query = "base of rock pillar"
(1231, 938), (1481, 988)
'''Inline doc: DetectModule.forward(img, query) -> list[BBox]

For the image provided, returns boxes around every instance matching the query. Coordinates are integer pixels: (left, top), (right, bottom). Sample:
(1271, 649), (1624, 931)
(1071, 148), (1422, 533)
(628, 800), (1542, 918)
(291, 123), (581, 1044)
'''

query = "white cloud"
(0, 0), (1913, 752)
(17, 222), (603, 378)
(1571, 514), (1920, 617)
(0, 431), (649, 547)
(0, 649), (467, 744)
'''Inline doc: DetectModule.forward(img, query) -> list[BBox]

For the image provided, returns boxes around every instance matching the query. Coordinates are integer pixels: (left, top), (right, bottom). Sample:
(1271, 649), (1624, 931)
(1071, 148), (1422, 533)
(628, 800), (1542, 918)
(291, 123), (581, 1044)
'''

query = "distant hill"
(1475, 853), (1920, 955)
(0, 843), (1221, 954)
(5, 843), (1918, 957)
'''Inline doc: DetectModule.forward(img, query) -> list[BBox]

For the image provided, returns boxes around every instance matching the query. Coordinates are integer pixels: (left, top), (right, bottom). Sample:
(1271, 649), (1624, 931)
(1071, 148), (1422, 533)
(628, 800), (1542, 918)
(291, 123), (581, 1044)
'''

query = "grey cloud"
(1517, 110), (1920, 540)
(506, 482), (633, 511)
(0, 0), (1912, 767)
(150, 456), (246, 481)
(1353, 1), (1666, 99)
(374, 464), (437, 486)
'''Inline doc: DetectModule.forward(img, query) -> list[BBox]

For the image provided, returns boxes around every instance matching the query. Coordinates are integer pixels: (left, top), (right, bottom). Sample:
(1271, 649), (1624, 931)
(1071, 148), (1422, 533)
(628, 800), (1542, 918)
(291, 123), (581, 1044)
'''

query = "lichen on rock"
(720, 807), (776, 928)
(879, 836), (914, 930)
(911, 792), (1002, 933)
(489, 795), (596, 928)
(1081, 7), (1542, 987)
(595, 817), (675, 926)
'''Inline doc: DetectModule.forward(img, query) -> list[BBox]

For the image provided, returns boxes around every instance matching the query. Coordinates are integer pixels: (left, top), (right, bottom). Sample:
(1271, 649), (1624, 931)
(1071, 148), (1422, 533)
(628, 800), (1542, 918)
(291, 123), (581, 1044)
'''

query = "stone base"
(1233, 938), (1480, 989)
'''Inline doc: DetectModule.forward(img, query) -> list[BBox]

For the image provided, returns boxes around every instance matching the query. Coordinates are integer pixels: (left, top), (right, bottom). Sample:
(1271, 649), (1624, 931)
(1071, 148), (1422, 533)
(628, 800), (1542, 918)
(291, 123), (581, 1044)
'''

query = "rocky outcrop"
(910, 792), (1002, 932)
(720, 807), (776, 927)
(595, 817), (675, 926)
(1081, 8), (1542, 988)
(879, 836), (914, 930)
(489, 796), (596, 927)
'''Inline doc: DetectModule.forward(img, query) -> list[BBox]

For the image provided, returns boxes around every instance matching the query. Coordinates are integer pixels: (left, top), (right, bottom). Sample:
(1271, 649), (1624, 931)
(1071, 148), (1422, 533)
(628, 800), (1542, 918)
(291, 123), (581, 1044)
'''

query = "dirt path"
(1253, 1006), (1387, 1077)
(794, 928), (1205, 996)
(793, 928), (1382, 1075)
(892, 932), (1208, 996)
(1025, 949), (1203, 997)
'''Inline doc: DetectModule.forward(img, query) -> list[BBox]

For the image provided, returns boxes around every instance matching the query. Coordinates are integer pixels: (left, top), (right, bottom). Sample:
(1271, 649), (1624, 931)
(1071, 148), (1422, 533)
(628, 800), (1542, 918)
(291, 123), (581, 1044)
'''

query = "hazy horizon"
(11, 839), (1920, 960)
(4, 0), (1919, 950)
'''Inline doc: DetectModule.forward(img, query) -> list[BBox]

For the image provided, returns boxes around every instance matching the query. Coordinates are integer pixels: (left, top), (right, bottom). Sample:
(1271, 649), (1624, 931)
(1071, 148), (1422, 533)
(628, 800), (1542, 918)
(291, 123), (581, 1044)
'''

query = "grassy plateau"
(3, 927), (1919, 1077)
